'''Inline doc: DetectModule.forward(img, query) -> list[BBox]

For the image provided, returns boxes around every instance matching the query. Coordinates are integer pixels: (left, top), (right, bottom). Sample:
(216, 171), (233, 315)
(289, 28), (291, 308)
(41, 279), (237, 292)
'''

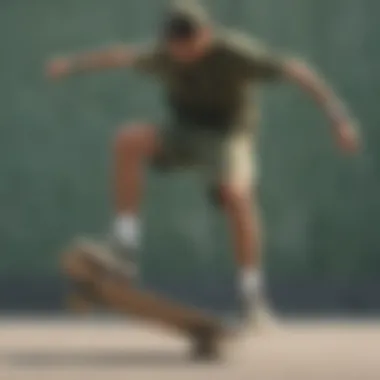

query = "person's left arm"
(240, 38), (360, 153)
(282, 59), (359, 153)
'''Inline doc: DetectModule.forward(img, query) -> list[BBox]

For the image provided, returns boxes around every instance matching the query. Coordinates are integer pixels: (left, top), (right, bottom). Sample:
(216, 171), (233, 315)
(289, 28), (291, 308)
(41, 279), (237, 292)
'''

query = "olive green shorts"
(153, 122), (257, 192)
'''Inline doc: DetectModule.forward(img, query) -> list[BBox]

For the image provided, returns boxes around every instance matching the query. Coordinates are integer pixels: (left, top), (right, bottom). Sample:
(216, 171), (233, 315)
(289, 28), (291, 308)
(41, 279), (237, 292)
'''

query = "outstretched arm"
(236, 34), (360, 153)
(47, 44), (160, 80)
(47, 45), (137, 79)
(283, 59), (360, 153)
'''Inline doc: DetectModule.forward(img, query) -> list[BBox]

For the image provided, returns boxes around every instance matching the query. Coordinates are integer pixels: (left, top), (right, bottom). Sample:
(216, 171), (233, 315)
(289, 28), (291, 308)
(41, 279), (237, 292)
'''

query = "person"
(47, 0), (359, 326)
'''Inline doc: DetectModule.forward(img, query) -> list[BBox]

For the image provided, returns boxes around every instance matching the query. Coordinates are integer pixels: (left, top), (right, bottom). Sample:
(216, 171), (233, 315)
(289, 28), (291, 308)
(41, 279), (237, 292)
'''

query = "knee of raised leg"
(218, 185), (251, 210)
(114, 125), (149, 156)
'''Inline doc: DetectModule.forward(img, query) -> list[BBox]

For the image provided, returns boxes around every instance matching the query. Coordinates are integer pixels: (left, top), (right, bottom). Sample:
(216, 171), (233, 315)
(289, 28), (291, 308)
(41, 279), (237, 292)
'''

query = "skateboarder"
(48, 0), (359, 326)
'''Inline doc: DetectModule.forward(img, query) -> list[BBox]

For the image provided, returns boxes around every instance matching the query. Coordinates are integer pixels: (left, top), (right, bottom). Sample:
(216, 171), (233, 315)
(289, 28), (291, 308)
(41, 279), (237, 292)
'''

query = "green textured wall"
(1, 0), (379, 312)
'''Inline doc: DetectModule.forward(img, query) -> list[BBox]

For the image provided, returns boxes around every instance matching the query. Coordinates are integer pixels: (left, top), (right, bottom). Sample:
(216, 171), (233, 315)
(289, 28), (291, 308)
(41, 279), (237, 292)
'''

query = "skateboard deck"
(61, 239), (230, 337)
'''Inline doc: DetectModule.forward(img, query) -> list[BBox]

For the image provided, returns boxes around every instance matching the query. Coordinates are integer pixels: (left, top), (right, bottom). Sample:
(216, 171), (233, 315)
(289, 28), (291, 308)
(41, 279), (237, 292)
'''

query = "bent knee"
(217, 184), (253, 210)
(114, 123), (159, 157)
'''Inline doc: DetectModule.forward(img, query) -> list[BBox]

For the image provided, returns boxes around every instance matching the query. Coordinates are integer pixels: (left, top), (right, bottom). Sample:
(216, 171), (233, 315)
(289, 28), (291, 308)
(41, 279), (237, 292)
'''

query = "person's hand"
(333, 118), (360, 154)
(46, 57), (72, 80)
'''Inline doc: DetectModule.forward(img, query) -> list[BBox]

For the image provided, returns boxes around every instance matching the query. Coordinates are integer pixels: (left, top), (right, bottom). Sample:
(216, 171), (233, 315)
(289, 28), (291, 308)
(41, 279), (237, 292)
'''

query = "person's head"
(161, 1), (213, 63)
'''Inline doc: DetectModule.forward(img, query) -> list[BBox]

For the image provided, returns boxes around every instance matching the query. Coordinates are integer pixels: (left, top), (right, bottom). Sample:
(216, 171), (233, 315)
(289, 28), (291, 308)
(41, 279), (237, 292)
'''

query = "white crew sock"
(240, 268), (262, 300)
(113, 214), (141, 249)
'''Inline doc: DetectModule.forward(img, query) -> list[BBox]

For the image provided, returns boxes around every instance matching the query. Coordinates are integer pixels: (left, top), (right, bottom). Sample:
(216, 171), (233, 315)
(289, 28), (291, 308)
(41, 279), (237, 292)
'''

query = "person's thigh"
(206, 129), (257, 197)
(223, 130), (257, 194)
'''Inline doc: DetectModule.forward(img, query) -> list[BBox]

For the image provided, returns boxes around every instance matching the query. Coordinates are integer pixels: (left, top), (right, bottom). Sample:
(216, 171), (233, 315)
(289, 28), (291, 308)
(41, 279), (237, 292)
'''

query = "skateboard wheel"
(188, 325), (223, 361)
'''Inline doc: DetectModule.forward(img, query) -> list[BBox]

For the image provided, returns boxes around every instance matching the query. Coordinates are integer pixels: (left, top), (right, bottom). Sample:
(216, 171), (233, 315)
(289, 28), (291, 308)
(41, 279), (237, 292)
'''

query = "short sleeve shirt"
(132, 30), (286, 129)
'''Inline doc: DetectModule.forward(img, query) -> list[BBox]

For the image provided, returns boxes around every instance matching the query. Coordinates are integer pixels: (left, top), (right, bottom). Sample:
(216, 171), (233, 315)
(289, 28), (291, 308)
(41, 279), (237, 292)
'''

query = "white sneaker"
(247, 298), (279, 333)
(108, 233), (140, 280)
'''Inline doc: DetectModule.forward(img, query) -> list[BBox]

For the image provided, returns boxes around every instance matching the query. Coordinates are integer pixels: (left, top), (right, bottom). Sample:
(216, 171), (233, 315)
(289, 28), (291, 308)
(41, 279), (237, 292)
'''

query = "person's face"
(166, 28), (212, 63)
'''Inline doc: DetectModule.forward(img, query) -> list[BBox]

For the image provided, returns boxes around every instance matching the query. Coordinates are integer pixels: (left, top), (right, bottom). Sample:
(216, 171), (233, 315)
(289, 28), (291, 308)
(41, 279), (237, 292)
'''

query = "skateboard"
(61, 239), (235, 359)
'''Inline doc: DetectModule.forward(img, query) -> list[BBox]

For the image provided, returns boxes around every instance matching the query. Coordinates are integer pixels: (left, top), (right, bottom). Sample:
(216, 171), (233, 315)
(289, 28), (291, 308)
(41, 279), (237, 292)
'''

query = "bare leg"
(214, 131), (272, 325)
(112, 123), (161, 273)
(219, 185), (268, 325)
(114, 123), (160, 214)
(220, 187), (262, 270)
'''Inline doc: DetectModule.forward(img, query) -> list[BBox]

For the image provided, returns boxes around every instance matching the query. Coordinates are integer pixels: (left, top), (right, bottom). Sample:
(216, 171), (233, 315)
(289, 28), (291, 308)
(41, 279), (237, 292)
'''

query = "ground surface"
(0, 318), (378, 380)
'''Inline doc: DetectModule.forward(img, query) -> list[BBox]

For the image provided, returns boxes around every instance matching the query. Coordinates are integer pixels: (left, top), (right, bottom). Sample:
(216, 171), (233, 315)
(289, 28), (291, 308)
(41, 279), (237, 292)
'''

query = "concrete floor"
(0, 318), (378, 380)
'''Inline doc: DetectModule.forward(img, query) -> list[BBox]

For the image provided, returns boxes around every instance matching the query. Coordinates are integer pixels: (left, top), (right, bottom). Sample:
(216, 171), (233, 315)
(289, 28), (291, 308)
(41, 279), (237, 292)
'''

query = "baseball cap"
(162, 0), (210, 40)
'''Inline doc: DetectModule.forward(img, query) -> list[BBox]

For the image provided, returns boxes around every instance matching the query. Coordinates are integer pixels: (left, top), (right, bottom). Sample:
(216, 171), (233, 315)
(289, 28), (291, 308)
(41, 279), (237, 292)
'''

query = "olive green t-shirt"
(133, 30), (286, 131)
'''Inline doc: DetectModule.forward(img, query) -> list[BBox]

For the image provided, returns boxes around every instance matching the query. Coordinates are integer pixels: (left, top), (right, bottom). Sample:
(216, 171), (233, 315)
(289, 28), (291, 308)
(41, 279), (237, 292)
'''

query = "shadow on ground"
(3, 349), (222, 369)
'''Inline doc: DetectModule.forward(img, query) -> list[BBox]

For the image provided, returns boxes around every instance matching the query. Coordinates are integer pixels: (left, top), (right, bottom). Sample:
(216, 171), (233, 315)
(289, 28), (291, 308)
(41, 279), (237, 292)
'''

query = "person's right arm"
(47, 44), (159, 80)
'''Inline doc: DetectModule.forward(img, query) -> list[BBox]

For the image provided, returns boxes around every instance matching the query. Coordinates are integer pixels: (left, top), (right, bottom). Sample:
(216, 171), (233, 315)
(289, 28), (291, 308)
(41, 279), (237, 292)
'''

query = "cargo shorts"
(152, 121), (257, 193)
